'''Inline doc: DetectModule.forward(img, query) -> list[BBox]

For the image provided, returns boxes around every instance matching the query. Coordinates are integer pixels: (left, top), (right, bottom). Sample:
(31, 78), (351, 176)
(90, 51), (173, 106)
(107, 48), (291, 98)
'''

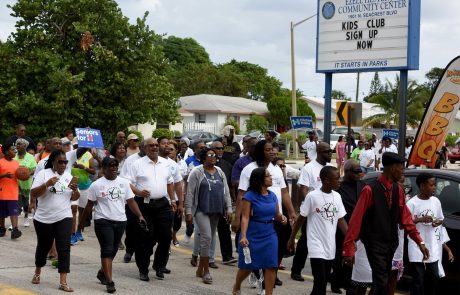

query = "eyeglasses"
(57, 160), (69, 165)
(147, 144), (159, 148)
(278, 164), (286, 168)
(207, 154), (216, 158)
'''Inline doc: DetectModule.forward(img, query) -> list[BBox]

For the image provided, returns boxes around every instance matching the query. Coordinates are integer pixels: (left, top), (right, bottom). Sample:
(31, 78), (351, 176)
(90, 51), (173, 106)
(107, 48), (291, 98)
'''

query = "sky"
(1, 0), (460, 101)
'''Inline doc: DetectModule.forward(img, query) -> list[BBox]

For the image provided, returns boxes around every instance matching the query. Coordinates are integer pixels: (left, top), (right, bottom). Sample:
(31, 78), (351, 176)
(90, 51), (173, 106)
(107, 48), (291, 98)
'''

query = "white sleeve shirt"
(128, 156), (173, 200)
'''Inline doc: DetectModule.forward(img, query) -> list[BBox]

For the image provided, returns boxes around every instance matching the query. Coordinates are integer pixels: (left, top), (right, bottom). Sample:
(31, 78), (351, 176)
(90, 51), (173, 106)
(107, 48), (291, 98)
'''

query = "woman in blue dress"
(232, 167), (287, 295)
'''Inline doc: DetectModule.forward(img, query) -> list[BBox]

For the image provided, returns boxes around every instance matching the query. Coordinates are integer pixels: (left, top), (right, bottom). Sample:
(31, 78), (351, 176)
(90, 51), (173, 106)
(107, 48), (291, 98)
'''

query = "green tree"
(331, 90), (348, 100)
(364, 72), (384, 102)
(267, 96), (315, 128)
(363, 75), (430, 128)
(245, 113), (268, 133)
(218, 60), (282, 101)
(1, 0), (179, 142)
(152, 128), (173, 139)
(161, 36), (211, 67)
(425, 67), (444, 93)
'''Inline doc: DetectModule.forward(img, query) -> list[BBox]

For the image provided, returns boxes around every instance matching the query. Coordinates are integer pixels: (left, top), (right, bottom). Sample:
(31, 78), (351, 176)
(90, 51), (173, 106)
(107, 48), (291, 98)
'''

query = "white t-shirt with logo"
(300, 188), (346, 260)
(31, 169), (74, 224)
(302, 141), (317, 161)
(406, 195), (444, 263)
(298, 160), (328, 193)
(88, 176), (135, 222)
(239, 162), (286, 209)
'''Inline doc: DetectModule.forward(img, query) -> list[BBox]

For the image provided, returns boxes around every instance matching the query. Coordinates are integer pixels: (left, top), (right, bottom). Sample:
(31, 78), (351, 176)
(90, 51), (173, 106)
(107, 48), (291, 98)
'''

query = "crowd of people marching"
(0, 124), (455, 295)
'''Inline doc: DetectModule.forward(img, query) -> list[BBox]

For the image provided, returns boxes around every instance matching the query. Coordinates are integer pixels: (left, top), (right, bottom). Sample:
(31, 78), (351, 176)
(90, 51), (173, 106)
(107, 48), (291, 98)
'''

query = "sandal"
(59, 283), (74, 292)
(31, 273), (40, 284)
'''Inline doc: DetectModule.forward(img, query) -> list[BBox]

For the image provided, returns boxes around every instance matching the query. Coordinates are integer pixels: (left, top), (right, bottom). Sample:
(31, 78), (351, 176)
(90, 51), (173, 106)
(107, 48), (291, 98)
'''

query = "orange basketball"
(16, 166), (31, 181)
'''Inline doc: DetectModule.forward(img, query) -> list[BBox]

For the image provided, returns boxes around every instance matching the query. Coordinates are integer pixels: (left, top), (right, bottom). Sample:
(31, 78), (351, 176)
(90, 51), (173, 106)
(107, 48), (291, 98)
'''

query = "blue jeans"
(361, 166), (375, 173)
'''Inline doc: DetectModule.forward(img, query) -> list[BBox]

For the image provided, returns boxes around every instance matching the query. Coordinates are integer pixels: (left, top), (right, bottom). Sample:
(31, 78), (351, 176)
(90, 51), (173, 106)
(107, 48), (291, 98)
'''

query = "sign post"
(316, 0), (421, 156)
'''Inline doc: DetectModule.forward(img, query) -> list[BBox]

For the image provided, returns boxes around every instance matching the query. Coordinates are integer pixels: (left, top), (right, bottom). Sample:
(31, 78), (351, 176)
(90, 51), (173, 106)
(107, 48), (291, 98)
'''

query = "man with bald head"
(291, 142), (333, 281)
(127, 138), (176, 281)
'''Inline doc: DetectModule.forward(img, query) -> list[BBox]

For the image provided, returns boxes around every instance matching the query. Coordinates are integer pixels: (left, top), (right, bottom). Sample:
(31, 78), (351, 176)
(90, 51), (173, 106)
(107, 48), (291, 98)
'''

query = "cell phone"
(68, 176), (78, 187)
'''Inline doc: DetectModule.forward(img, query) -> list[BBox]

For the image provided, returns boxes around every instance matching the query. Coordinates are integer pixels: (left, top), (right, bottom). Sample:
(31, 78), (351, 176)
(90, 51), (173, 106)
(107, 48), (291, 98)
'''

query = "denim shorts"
(0, 200), (19, 217)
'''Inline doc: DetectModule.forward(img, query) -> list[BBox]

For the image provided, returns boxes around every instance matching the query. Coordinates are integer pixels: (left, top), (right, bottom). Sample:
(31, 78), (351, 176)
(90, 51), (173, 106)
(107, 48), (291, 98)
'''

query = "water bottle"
(243, 246), (251, 264)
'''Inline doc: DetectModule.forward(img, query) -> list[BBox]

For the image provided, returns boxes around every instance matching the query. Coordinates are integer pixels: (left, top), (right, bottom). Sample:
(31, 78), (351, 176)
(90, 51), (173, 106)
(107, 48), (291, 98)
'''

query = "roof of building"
(302, 96), (385, 118)
(179, 94), (268, 115)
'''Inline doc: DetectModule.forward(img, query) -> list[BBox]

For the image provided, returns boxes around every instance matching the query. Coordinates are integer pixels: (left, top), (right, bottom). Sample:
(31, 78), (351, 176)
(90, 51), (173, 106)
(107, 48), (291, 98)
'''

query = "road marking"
(0, 284), (37, 295)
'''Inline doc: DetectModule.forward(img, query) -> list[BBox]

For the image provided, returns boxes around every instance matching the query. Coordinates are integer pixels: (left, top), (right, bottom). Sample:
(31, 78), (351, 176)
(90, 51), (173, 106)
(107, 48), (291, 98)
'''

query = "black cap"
(382, 152), (405, 166)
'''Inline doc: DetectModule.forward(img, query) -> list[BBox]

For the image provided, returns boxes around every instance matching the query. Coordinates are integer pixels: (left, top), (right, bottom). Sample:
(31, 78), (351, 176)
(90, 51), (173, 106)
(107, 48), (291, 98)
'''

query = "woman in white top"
(30, 150), (80, 292)
(79, 157), (145, 294)
(359, 142), (375, 174)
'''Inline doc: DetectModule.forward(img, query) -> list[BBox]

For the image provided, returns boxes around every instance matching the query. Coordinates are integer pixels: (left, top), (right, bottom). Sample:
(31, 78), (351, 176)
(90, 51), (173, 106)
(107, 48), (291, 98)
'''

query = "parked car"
(448, 146), (460, 164)
(363, 169), (460, 294)
(182, 131), (220, 144)
(331, 127), (360, 138)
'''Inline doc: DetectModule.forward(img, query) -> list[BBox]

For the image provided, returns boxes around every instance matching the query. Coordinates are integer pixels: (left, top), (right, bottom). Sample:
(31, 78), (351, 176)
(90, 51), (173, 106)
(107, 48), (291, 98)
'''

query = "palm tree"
(363, 75), (430, 128)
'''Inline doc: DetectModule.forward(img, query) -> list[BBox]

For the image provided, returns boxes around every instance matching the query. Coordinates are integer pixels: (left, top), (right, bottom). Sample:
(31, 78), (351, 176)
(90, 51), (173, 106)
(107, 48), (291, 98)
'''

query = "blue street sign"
(290, 116), (313, 129)
(383, 129), (399, 140)
(75, 128), (104, 148)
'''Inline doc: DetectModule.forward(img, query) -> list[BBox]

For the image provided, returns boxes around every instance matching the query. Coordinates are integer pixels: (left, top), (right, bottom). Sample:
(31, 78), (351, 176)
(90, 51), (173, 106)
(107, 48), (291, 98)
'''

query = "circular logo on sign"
(322, 2), (335, 20)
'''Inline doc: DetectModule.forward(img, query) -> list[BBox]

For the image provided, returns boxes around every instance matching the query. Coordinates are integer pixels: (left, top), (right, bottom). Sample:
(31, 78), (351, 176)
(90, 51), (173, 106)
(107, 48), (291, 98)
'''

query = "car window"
(403, 176), (418, 198)
(436, 178), (460, 216)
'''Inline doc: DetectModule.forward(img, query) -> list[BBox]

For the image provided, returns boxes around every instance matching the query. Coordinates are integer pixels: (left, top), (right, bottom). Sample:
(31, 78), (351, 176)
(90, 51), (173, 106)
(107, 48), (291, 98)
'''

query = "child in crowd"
(406, 172), (444, 295)
(288, 166), (347, 295)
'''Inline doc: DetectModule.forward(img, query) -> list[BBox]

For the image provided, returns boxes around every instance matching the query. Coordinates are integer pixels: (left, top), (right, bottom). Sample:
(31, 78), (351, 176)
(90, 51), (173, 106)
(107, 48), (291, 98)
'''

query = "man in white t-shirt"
(288, 166), (347, 294)
(300, 131), (317, 161)
(291, 142), (333, 281)
(376, 137), (397, 170)
(406, 172), (444, 295)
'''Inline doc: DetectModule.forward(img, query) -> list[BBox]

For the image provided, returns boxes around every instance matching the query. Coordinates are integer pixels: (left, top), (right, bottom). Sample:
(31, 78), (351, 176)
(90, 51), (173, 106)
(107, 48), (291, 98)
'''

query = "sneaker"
(172, 240), (180, 247)
(70, 233), (78, 246)
(106, 281), (116, 293)
(24, 219), (30, 227)
(248, 273), (258, 288)
(8, 225), (13, 231)
(75, 231), (84, 241)
(11, 228), (22, 239)
(0, 227), (6, 237)
(223, 257), (238, 265)
(139, 273), (149, 281)
(183, 235), (191, 244)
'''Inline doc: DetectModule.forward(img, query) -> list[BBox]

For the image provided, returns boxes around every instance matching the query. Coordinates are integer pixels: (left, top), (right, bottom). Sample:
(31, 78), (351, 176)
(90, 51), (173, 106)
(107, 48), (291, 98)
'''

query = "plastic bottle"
(243, 246), (251, 264)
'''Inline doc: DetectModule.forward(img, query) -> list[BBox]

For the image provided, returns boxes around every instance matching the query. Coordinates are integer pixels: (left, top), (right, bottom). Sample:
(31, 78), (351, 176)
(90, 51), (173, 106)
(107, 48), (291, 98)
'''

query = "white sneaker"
(8, 225), (13, 231)
(24, 219), (30, 227)
(183, 235), (191, 244)
(248, 273), (258, 288)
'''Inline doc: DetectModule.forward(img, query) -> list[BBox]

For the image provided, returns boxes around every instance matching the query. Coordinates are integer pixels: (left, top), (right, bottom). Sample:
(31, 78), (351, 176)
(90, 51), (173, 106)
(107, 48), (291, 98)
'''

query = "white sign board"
(316, 0), (420, 73)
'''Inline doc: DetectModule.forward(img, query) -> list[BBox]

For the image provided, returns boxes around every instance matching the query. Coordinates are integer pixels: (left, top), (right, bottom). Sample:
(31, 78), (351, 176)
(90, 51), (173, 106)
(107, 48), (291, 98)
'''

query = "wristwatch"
(419, 241), (425, 246)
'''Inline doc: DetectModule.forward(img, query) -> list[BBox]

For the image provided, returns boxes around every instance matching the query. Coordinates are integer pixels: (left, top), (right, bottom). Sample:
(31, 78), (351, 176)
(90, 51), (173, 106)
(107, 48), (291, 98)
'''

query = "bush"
(445, 134), (458, 147)
(224, 117), (240, 135)
(152, 128), (173, 139)
(245, 114), (268, 134)
(126, 129), (144, 142)
(172, 130), (182, 138)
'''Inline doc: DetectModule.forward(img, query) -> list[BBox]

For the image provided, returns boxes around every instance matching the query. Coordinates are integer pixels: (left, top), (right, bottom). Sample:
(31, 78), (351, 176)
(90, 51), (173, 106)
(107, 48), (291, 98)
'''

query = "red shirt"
(0, 158), (19, 201)
(342, 174), (422, 257)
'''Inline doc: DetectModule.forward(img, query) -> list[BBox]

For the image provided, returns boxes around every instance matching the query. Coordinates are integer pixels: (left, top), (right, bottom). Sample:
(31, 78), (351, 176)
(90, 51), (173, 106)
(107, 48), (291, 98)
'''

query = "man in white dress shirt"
(128, 138), (176, 281)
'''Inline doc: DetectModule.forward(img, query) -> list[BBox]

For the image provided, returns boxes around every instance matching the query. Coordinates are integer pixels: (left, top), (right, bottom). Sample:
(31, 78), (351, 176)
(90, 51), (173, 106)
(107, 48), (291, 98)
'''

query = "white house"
(179, 94), (268, 134)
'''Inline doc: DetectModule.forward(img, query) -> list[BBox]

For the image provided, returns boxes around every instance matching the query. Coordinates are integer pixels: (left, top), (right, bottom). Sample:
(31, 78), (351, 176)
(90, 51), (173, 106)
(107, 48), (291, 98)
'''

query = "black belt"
(251, 219), (274, 224)
(135, 196), (167, 202)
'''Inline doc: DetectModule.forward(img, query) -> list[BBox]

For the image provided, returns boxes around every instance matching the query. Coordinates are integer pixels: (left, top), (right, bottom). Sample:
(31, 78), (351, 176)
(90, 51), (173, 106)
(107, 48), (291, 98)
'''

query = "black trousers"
(124, 204), (137, 255)
(411, 262), (439, 295)
(291, 221), (308, 275)
(34, 218), (72, 273)
(217, 215), (233, 260)
(134, 197), (172, 274)
(172, 201), (182, 232)
(95, 219), (127, 259)
(331, 231), (355, 294)
(310, 258), (333, 295)
(365, 244), (394, 295)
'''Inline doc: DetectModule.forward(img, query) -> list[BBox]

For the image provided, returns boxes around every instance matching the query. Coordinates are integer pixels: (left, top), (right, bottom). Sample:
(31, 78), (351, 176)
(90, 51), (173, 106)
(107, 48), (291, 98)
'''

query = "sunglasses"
(207, 154), (216, 158)
(57, 160), (69, 165)
(147, 144), (159, 148)
(278, 164), (286, 168)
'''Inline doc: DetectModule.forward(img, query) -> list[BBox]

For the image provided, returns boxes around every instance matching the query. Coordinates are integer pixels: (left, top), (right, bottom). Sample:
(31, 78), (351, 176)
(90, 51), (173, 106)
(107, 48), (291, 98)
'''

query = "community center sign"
(316, 0), (420, 73)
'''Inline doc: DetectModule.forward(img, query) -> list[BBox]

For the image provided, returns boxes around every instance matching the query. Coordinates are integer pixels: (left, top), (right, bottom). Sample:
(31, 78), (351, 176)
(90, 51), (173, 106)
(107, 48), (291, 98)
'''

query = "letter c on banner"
(417, 140), (437, 160)
(426, 115), (449, 136)
(434, 92), (459, 113)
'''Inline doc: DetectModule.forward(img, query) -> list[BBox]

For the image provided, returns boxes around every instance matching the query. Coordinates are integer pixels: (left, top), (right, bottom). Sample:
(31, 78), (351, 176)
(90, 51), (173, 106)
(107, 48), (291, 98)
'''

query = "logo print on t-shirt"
(415, 209), (435, 225)
(107, 187), (122, 201)
(316, 202), (338, 224)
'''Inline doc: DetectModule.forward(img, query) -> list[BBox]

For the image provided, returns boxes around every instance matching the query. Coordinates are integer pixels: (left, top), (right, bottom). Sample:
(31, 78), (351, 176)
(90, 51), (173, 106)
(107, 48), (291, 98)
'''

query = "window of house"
(195, 113), (206, 123)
